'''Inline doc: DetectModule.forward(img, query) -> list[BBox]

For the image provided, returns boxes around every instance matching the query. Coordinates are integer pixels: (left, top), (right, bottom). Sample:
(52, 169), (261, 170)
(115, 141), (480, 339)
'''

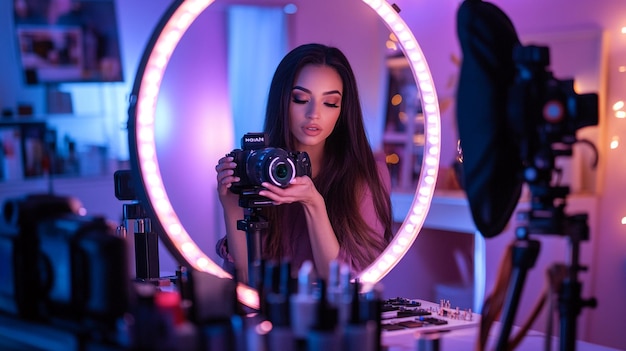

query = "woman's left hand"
(258, 176), (321, 206)
(261, 176), (337, 280)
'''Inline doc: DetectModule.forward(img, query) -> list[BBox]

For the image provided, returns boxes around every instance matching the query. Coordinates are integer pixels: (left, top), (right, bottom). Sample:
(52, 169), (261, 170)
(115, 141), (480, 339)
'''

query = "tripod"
(114, 170), (160, 281)
(122, 201), (160, 280)
(236, 194), (272, 290)
(495, 184), (597, 351)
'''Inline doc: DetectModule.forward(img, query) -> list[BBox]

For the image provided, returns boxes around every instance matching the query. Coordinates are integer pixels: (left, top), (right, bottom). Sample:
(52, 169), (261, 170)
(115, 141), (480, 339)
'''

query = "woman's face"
(289, 64), (343, 152)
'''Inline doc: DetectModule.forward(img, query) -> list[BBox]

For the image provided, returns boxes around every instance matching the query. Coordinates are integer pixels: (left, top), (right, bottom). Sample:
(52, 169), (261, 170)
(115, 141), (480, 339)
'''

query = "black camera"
(0, 194), (129, 326)
(227, 132), (312, 196)
(114, 169), (138, 201)
(508, 45), (598, 166)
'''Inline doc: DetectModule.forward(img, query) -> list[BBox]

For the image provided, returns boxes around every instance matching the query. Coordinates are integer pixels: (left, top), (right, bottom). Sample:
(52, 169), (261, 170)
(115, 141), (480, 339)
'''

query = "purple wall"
(1, 0), (624, 348)
(391, 0), (626, 348)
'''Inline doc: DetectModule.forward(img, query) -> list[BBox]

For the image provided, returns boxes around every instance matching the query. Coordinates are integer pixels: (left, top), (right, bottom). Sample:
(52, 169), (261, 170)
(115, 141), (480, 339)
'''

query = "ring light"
(127, 0), (440, 309)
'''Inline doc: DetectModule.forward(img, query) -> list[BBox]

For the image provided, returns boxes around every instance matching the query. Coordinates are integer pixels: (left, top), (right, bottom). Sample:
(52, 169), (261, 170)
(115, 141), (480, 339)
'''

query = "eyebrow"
(292, 85), (342, 96)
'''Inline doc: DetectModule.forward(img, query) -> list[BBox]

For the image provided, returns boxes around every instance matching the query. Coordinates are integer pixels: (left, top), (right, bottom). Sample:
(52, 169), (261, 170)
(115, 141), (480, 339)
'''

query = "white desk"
(391, 190), (599, 342)
(383, 324), (621, 351)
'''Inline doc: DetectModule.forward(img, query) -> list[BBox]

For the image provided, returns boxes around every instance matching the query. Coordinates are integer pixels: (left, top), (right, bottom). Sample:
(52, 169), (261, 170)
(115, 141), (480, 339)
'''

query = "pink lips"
(302, 124), (321, 136)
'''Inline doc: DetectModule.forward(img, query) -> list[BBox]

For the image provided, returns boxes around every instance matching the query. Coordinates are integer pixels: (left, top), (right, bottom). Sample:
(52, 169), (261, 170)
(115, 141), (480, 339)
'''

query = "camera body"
(0, 194), (129, 325)
(227, 132), (312, 196)
(507, 45), (598, 233)
(508, 45), (598, 177)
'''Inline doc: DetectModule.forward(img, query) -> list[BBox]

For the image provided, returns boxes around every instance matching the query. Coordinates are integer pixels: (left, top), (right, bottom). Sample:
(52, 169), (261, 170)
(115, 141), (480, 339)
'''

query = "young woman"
(215, 43), (392, 282)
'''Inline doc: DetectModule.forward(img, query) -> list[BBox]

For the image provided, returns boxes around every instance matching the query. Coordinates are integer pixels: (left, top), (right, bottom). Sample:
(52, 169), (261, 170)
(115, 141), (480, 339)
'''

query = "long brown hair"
(262, 43), (393, 270)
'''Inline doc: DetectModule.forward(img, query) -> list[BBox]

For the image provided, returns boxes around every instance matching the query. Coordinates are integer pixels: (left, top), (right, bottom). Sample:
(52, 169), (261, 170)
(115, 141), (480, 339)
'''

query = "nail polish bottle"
(336, 264), (353, 326)
(307, 279), (339, 351)
(342, 279), (377, 351)
(361, 284), (384, 351)
(290, 261), (317, 348)
(266, 261), (295, 351)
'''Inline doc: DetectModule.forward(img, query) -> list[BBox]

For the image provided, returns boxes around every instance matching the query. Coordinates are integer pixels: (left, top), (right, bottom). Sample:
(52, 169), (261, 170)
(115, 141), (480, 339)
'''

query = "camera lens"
(246, 148), (296, 187)
(269, 158), (295, 186)
(275, 163), (289, 179)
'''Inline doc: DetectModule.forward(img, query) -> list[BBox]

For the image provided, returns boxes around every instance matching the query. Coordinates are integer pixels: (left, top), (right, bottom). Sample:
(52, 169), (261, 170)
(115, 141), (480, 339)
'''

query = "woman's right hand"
(215, 156), (240, 203)
(215, 156), (247, 282)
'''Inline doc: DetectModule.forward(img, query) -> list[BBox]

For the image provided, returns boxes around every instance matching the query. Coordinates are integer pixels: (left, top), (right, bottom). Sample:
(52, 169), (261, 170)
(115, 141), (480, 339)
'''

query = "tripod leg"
(559, 279), (580, 351)
(558, 215), (596, 351)
(237, 207), (269, 289)
(246, 227), (263, 289)
(496, 239), (540, 351)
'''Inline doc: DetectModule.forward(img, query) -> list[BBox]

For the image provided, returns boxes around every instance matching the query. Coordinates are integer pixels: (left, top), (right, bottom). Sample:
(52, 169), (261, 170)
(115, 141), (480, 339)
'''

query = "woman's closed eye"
(292, 97), (339, 108)
(292, 96), (309, 104)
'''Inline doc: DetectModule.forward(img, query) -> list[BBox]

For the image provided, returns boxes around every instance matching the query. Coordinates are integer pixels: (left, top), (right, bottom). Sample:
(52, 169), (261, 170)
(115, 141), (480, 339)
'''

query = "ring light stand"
(127, 0), (441, 309)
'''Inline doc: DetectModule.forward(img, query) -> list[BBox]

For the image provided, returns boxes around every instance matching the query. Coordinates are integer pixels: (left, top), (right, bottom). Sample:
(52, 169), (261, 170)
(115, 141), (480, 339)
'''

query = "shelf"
(0, 174), (113, 195)
(0, 172), (122, 224)
(0, 114), (104, 123)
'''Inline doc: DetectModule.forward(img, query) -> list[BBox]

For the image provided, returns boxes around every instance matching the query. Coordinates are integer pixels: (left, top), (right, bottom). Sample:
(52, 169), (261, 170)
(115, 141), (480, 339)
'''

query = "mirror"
(128, 0), (440, 307)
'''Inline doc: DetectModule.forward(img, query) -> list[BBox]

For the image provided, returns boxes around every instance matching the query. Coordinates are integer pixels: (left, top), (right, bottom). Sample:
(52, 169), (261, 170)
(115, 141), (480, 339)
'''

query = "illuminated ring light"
(127, 0), (440, 309)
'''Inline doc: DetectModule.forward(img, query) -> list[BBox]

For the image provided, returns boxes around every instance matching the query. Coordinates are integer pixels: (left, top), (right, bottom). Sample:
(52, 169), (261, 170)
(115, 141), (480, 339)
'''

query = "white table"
(382, 324), (621, 351)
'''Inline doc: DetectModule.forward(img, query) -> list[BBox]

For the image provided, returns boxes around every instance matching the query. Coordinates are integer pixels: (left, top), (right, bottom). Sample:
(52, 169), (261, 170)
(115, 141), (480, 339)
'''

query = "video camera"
(508, 44), (598, 183)
(0, 194), (129, 327)
(455, 2), (599, 349)
(455, 2), (598, 238)
(227, 132), (311, 207)
(226, 132), (311, 286)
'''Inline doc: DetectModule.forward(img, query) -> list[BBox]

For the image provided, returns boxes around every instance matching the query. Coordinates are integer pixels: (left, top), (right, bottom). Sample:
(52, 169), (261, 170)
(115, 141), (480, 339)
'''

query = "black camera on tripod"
(508, 44), (598, 183)
(0, 194), (129, 326)
(226, 132), (312, 286)
(227, 132), (312, 205)
(506, 44), (598, 234)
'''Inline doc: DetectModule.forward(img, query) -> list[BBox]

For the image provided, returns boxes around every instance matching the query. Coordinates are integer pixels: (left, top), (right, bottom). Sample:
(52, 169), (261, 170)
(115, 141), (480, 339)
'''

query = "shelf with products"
(382, 53), (425, 193)
(383, 123), (424, 193)
(0, 116), (114, 183)
(0, 171), (124, 225)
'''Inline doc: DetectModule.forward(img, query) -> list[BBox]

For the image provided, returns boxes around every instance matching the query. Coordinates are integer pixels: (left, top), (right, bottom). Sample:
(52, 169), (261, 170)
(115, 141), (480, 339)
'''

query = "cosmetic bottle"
(154, 289), (198, 350)
(260, 260), (279, 315)
(342, 279), (377, 351)
(245, 313), (268, 351)
(130, 283), (178, 350)
(336, 264), (353, 326)
(307, 279), (339, 351)
(327, 260), (341, 306)
(267, 261), (295, 351)
(361, 284), (384, 351)
(266, 290), (294, 351)
(245, 261), (282, 351)
(229, 268), (247, 351)
(290, 260), (318, 348)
